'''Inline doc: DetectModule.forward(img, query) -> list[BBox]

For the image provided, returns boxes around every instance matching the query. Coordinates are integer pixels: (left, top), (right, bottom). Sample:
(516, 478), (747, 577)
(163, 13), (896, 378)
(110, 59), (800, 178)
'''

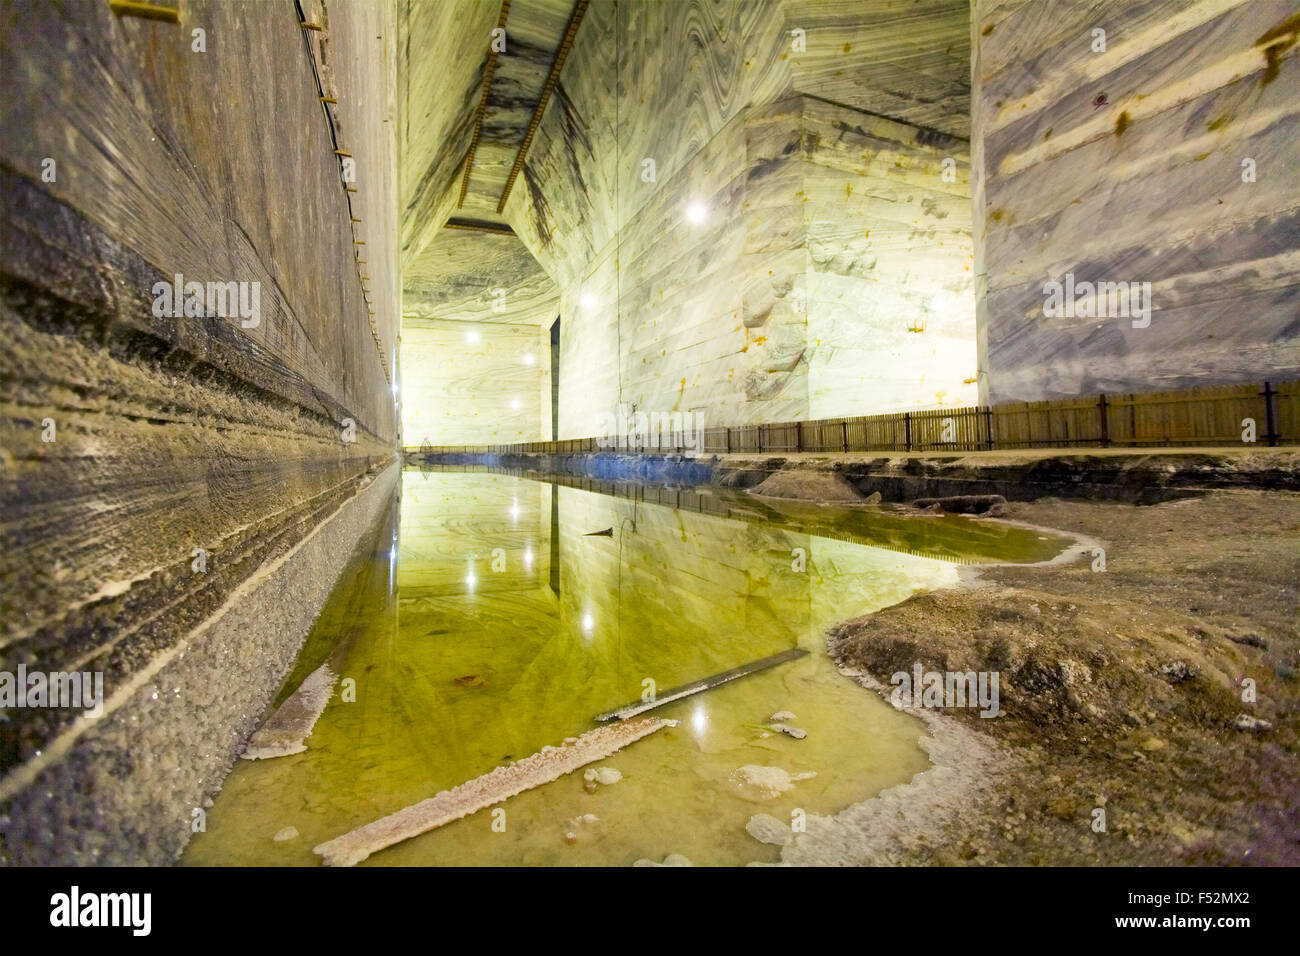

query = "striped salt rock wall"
(973, 0), (1300, 404)
(403, 318), (549, 446)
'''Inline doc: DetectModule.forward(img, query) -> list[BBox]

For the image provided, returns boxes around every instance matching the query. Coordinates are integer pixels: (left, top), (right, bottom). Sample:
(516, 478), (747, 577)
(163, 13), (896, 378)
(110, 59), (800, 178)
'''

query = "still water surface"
(184, 470), (1062, 866)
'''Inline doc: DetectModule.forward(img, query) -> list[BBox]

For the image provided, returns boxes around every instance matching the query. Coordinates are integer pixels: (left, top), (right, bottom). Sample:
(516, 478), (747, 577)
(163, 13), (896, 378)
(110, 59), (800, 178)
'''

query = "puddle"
(183, 470), (1065, 866)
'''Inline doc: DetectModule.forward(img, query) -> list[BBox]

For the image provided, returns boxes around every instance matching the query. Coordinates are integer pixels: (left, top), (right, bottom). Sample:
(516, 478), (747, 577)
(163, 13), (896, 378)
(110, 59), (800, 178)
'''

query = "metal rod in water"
(594, 648), (809, 722)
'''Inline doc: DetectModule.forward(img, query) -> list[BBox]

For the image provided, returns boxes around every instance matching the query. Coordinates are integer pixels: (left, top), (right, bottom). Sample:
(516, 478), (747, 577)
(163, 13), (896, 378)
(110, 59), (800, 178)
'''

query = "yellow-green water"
(183, 470), (1063, 866)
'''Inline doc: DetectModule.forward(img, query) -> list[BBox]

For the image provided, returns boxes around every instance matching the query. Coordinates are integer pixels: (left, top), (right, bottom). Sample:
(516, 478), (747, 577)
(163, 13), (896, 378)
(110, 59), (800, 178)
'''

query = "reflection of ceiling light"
(510, 398), (521, 410)
(691, 701), (709, 739)
(523, 352), (536, 366)
(581, 611), (594, 634)
(579, 292), (597, 310)
(524, 545), (533, 569)
(466, 571), (477, 591)
(685, 200), (708, 225)
(466, 330), (480, 343)
(509, 500), (519, 520)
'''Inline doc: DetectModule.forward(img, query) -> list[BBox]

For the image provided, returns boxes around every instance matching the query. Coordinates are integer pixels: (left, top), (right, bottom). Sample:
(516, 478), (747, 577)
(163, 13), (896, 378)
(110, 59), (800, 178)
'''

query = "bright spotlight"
(523, 352), (536, 365)
(926, 292), (952, 313)
(685, 200), (708, 225)
(466, 330), (480, 343)
(579, 292), (597, 310)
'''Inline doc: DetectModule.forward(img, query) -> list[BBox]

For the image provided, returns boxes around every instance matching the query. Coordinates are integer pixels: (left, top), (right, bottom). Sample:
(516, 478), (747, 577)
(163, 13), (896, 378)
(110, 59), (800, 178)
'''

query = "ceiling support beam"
(444, 217), (516, 236)
(458, 0), (513, 208)
(496, 0), (589, 214)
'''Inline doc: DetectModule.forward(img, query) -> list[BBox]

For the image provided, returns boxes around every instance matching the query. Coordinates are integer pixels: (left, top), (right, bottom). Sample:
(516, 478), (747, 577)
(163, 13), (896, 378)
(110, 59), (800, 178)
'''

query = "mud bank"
(797, 490), (1299, 866)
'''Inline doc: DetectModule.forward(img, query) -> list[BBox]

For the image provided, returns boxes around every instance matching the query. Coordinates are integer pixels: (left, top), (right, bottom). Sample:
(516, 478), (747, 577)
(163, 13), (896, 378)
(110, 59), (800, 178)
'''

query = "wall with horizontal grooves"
(0, 0), (398, 863)
(972, 0), (1300, 404)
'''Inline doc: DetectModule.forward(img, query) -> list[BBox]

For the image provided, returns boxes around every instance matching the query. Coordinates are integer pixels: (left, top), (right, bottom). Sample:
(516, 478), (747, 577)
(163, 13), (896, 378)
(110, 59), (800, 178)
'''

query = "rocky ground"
(825, 490), (1299, 865)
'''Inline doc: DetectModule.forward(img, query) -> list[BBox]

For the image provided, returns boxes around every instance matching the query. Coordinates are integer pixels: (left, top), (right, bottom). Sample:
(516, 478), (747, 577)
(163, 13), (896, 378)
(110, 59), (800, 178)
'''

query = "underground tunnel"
(1, 0), (1299, 908)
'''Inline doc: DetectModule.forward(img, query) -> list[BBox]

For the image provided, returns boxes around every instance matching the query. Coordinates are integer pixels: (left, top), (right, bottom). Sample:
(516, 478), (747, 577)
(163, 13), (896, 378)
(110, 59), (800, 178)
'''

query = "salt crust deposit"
(583, 767), (622, 785)
(729, 765), (816, 800)
(745, 813), (793, 846)
(633, 853), (693, 867)
(242, 662), (339, 759)
(2, 463), (398, 866)
(314, 717), (668, 866)
(773, 662), (1004, 866)
(768, 723), (807, 739)
(749, 470), (863, 502)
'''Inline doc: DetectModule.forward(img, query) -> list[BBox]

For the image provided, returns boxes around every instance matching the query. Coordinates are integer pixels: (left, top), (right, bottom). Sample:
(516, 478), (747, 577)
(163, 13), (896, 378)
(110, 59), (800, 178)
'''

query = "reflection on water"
(184, 470), (1062, 866)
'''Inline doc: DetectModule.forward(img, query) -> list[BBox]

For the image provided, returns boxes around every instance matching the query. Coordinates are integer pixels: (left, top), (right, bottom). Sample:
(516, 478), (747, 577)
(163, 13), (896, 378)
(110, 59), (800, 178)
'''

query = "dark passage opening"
(550, 316), (560, 441)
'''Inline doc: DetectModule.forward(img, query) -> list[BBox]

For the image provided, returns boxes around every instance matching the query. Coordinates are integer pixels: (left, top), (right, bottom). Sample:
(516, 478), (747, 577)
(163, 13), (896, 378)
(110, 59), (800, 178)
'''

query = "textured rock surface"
(811, 492), (1300, 865)
(971, 0), (1300, 403)
(1, 463), (399, 865)
(750, 468), (864, 501)
(0, 0), (399, 863)
(400, 1), (979, 444)
(410, 447), (1300, 501)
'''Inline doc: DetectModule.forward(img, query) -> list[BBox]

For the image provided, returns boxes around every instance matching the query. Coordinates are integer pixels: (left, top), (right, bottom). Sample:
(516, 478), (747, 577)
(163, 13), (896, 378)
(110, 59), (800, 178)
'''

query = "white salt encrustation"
(242, 662), (339, 760)
(314, 717), (669, 866)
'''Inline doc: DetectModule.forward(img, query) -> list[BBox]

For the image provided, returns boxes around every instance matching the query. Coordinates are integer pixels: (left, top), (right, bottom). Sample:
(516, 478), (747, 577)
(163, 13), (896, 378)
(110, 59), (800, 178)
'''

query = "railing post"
(1262, 381), (1279, 446)
(984, 407), (994, 450)
(796, 421), (803, 452)
(904, 412), (912, 452)
(1098, 393), (1110, 447)
(724, 427), (730, 453)
(757, 424), (764, 454)
(842, 420), (848, 452)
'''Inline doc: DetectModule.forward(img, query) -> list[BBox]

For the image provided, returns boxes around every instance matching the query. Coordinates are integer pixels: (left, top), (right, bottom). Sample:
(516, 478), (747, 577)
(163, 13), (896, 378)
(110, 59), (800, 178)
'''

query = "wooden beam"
(108, 1), (180, 22)
(496, 0), (589, 214)
(458, 0), (512, 209)
(444, 216), (515, 236)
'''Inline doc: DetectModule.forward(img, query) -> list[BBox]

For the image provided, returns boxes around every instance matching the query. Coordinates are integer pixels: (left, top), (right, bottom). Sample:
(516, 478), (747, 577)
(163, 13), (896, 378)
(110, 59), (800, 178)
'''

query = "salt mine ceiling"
(397, 0), (973, 317)
(399, 0), (574, 271)
(404, 224), (559, 327)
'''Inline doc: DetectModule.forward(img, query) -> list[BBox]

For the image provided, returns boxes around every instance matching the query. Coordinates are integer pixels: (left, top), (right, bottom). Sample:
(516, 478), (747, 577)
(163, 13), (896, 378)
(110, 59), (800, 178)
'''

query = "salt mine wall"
(972, 0), (1300, 404)
(800, 97), (977, 417)
(402, 228), (558, 446)
(0, 0), (400, 863)
(491, 0), (977, 440)
(403, 317), (552, 445)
